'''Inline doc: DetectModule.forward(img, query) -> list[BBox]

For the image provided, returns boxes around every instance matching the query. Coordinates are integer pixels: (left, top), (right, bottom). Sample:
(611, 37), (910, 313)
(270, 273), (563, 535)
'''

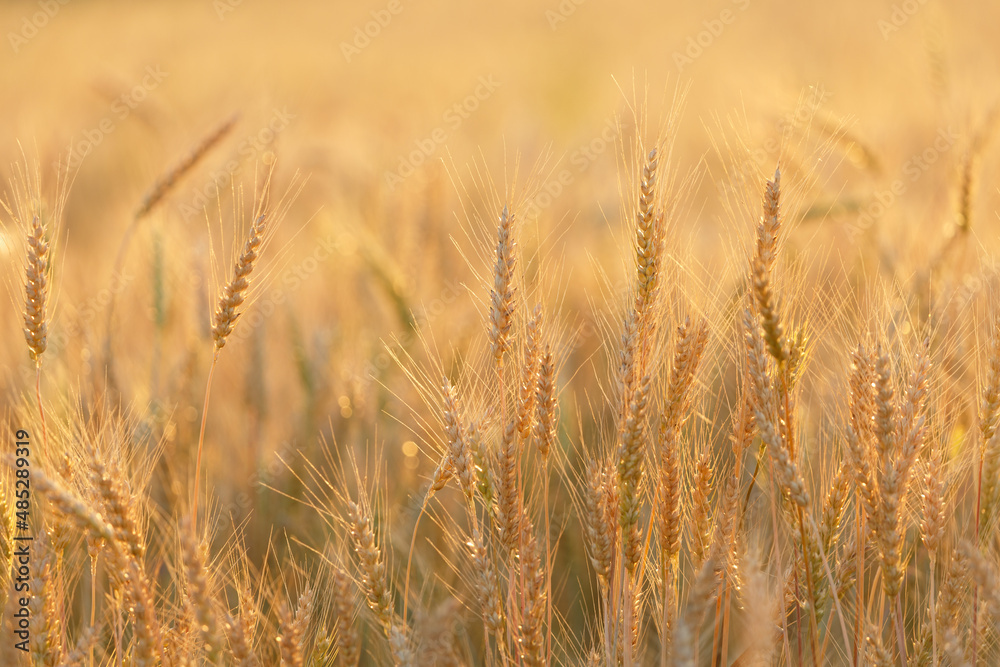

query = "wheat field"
(1, 0), (1000, 665)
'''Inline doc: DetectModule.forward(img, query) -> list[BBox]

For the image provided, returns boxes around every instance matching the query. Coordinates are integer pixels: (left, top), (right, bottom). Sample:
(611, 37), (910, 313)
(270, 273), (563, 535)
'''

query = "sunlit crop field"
(1, 1), (1000, 665)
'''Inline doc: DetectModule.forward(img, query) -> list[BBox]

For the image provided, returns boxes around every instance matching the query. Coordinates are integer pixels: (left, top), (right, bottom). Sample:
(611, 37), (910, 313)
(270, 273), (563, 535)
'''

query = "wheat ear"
(180, 521), (222, 662)
(24, 214), (48, 362)
(104, 116), (238, 385)
(489, 205), (517, 367)
(330, 566), (361, 666)
(978, 321), (1000, 531)
(278, 585), (315, 667)
(134, 115), (238, 220)
(23, 213), (51, 451)
(192, 212), (268, 527)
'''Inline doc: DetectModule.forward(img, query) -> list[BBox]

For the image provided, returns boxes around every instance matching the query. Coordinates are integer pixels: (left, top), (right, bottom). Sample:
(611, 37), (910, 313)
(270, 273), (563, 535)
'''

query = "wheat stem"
(191, 351), (219, 529)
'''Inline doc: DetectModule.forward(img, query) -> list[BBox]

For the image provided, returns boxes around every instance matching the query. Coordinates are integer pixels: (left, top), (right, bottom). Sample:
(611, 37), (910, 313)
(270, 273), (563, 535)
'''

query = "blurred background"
(1, 0), (999, 598)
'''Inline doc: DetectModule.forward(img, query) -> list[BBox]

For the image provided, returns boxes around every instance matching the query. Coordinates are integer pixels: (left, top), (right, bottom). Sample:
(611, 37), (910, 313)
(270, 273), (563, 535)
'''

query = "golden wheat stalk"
(489, 205), (517, 367)
(103, 116), (238, 388)
(23, 213), (52, 453)
(193, 204), (270, 527)
(23, 213), (48, 362)
(135, 115), (239, 220)
(330, 565), (361, 666)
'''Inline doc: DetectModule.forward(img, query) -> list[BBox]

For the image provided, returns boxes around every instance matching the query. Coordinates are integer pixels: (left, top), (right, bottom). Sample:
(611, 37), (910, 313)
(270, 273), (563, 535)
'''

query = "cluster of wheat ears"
(1, 107), (1000, 667)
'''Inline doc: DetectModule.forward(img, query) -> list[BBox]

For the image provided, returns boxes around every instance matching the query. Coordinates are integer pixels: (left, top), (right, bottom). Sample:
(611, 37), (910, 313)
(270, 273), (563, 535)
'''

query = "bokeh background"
(1, 1), (999, 661)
